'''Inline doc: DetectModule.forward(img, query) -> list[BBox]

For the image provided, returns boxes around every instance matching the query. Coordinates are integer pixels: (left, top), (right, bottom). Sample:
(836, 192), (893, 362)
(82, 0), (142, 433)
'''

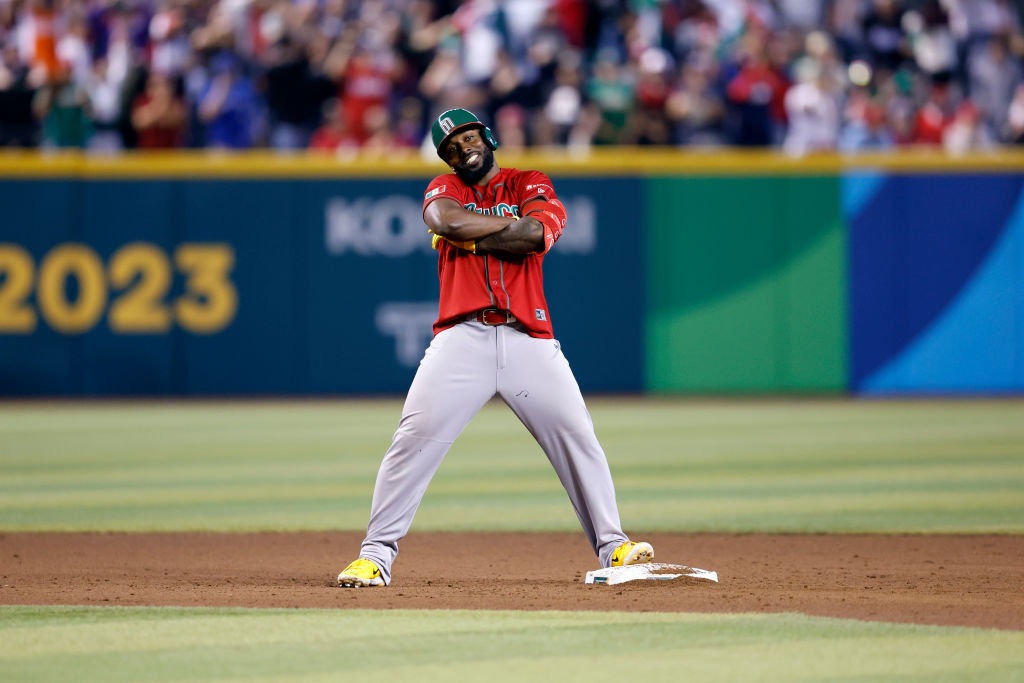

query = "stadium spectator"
(493, 101), (528, 151)
(197, 50), (261, 148)
(33, 63), (91, 148)
(826, 0), (865, 61)
(783, 56), (840, 156)
(838, 89), (896, 151)
(148, 5), (191, 78)
(665, 59), (725, 146)
(361, 102), (404, 153)
(724, 31), (789, 146)
(587, 51), (637, 145)
(862, 0), (909, 73)
(913, 78), (956, 145)
(0, 42), (39, 146)
(131, 71), (185, 149)
(392, 95), (425, 147)
(56, 11), (91, 85)
(968, 33), (1021, 140)
(907, 0), (958, 79)
(308, 96), (359, 153)
(1007, 83), (1024, 144)
(633, 48), (674, 145)
(84, 56), (124, 151)
(537, 49), (585, 146)
(262, 35), (321, 150)
(334, 44), (401, 144)
(28, 0), (61, 81)
(943, 98), (994, 153)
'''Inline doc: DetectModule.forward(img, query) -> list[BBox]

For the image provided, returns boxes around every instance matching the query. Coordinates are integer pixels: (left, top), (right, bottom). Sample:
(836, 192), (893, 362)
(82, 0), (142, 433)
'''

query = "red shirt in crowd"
(131, 94), (185, 148)
(340, 53), (392, 142)
(913, 101), (952, 145)
(308, 126), (359, 151)
(726, 62), (790, 123)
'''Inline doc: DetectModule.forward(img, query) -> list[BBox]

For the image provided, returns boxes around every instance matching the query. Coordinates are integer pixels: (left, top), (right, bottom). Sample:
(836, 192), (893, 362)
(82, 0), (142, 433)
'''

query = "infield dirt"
(2, 532), (1021, 630)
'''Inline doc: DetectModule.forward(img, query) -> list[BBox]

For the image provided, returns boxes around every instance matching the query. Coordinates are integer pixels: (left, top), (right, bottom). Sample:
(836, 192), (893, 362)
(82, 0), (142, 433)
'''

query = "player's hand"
(446, 237), (476, 252)
(429, 230), (476, 253)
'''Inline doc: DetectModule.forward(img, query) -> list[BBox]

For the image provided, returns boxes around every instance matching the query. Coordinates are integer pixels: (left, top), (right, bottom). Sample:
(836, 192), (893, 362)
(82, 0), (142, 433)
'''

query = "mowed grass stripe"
(1, 606), (1022, 683)
(1, 399), (1022, 533)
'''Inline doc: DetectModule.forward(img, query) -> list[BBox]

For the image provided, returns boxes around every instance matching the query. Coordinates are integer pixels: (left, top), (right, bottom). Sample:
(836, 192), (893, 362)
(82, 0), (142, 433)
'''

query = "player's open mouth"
(463, 152), (481, 166)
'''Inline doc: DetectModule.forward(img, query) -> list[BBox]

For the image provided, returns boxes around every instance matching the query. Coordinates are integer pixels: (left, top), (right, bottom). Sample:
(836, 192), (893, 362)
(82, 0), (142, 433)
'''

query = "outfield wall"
(0, 150), (1021, 395)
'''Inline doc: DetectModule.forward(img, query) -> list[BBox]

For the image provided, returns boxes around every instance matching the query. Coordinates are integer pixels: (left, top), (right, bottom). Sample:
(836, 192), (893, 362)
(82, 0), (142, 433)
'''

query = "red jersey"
(422, 167), (565, 339)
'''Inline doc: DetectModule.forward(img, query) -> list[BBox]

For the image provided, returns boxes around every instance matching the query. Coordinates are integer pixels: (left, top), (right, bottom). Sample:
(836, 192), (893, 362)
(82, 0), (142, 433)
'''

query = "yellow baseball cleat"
(337, 558), (385, 587)
(610, 541), (655, 567)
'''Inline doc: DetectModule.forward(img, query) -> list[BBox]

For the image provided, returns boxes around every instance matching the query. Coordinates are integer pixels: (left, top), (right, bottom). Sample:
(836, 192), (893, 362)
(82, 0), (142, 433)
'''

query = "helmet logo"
(439, 117), (454, 134)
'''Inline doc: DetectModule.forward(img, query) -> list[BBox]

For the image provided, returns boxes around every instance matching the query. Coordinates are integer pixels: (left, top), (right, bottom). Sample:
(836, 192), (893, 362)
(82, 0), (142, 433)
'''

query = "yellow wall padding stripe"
(1, 148), (1024, 178)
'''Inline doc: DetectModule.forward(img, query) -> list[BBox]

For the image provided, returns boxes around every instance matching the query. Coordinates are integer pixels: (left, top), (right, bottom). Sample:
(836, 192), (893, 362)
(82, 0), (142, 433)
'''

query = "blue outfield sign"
(0, 176), (644, 396)
(846, 174), (1024, 393)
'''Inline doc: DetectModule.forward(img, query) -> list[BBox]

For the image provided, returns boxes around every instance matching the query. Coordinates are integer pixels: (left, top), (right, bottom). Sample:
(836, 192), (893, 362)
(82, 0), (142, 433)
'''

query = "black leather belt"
(470, 308), (517, 325)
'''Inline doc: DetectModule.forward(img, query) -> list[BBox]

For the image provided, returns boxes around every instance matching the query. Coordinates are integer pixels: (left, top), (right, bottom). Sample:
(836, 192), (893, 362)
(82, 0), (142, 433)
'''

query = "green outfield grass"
(2, 398), (1023, 533)
(1, 606), (1022, 682)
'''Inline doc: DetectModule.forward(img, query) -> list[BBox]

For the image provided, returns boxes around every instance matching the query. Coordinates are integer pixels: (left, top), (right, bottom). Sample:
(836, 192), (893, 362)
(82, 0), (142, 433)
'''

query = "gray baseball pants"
(358, 320), (630, 584)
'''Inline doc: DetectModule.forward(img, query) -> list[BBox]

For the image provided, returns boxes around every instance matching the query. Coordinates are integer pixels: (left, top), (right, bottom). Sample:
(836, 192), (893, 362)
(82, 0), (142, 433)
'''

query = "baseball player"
(338, 108), (653, 587)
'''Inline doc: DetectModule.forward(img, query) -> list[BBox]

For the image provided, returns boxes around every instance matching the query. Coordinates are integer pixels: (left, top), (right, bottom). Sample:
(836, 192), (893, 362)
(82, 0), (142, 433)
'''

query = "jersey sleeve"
(516, 170), (557, 205)
(516, 171), (567, 255)
(422, 175), (462, 214)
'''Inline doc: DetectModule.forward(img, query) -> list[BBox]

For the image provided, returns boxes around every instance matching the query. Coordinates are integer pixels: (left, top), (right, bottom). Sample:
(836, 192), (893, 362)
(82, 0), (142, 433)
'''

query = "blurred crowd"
(1, 0), (1023, 155)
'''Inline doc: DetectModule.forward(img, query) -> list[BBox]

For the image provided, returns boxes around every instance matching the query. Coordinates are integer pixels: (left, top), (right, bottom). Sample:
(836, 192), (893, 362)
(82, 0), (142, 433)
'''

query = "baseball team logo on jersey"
(464, 202), (518, 217)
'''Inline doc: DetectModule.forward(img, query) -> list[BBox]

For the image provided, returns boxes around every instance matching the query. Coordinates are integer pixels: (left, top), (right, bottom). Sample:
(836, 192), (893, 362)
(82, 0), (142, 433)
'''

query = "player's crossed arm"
(425, 198), (543, 256)
(475, 216), (543, 257)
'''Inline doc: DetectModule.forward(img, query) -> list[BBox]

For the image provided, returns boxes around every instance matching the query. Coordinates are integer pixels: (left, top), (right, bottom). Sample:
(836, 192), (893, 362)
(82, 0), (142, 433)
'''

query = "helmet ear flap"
(482, 126), (499, 151)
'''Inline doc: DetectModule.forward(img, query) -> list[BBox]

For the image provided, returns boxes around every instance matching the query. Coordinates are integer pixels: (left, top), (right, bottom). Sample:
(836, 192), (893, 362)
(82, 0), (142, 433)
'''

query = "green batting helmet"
(431, 108), (499, 159)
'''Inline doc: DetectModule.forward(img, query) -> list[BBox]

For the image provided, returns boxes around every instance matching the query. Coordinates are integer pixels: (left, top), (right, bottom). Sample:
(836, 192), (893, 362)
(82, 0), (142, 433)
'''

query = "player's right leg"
(346, 323), (497, 586)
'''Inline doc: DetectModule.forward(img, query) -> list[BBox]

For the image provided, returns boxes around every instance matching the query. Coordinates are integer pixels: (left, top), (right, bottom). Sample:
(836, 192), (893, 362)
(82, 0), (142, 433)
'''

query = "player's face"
(443, 128), (491, 172)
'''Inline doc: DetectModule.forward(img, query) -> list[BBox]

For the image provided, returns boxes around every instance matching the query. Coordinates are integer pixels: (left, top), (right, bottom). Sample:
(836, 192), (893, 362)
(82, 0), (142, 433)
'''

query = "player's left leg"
(495, 325), (630, 567)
